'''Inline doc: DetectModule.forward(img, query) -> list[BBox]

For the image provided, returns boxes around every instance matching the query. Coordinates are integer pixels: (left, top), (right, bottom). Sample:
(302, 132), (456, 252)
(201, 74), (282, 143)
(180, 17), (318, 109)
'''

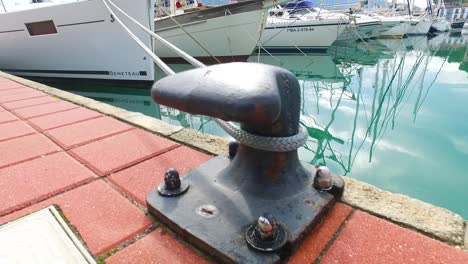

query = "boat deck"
(0, 75), (467, 263)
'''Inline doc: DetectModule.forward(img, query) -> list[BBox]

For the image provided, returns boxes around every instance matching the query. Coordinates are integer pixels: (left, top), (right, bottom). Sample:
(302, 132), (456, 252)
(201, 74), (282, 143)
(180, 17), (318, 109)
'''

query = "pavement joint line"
(50, 204), (95, 262)
(0, 175), (98, 217)
(14, 105), (81, 120)
(3, 99), (61, 111)
(1, 94), (48, 104)
(29, 114), (104, 132)
(0, 177), (103, 219)
(0, 119), (19, 125)
(312, 209), (356, 264)
(0, 129), (36, 143)
(96, 224), (160, 262)
(0, 86), (29, 92)
(67, 140), (181, 177)
(99, 144), (183, 178)
(48, 126), (136, 150)
(102, 178), (149, 213)
(0, 149), (62, 171)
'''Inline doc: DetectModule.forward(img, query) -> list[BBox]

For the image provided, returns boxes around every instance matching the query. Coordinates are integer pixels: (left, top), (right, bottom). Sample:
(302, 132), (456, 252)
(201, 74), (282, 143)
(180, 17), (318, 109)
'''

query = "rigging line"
(105, 0), (205, 68)
(224, 9), (282, 64)
(375, 54), (425, 148)
(414, 43), (451, 114)
(350, 57), (405, 168)
(100, 0), (174, 75)
(154, 3), (222, 64)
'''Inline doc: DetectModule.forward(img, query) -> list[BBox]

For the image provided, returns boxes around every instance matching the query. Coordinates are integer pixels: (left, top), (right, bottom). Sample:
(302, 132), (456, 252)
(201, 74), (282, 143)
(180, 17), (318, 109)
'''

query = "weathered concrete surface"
(125, 113), (183, 136)
(84, 102), (130, 117)
(342, 177), (465, 245)
(464, 221), (468, 250)
(170, 128), (229, 156)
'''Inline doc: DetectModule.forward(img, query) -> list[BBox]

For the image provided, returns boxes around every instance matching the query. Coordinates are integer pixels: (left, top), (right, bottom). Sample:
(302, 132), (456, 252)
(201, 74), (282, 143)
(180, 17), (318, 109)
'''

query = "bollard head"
(151, 62), (301, 137)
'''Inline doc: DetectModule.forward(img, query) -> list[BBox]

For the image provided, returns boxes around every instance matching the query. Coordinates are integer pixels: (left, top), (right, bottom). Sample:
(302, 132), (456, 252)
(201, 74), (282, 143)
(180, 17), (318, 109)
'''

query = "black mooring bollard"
(146, 62), (344, 263)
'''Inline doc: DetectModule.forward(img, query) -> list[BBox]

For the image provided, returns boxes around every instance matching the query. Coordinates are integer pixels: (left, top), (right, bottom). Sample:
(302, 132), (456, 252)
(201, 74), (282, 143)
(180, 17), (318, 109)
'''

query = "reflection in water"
(42, 34), (468, 218)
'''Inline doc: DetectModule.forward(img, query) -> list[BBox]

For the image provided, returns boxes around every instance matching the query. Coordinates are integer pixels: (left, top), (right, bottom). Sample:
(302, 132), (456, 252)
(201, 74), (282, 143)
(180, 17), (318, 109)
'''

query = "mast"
(406, 0), (412, 16)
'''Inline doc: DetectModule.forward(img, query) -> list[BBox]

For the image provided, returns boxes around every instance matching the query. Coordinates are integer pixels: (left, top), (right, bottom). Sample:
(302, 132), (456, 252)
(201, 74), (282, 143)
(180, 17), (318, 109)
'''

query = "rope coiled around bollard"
(214, 119), (308, 152)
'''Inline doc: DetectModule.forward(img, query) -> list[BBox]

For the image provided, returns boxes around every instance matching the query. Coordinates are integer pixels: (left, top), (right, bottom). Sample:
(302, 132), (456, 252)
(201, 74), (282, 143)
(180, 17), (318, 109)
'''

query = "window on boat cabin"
(25, 20), (57, 36)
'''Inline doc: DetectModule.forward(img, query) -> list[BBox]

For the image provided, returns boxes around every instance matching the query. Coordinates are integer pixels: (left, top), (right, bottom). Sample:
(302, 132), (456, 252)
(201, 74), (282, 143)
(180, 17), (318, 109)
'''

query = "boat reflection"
(295, 36), (466, 176)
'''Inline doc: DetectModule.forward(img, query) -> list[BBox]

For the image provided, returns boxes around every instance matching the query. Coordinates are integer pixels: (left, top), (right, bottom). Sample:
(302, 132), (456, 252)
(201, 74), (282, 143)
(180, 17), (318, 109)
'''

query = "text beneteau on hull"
(0, 0), (156, 84)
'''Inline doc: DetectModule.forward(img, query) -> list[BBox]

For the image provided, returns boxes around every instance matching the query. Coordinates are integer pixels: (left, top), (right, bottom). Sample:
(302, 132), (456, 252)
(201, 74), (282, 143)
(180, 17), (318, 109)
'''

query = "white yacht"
(153, 0), (277, 63)
(378, 15), (432, 36)
(0, 0), (155, 83)
(258, 2), (348, 53)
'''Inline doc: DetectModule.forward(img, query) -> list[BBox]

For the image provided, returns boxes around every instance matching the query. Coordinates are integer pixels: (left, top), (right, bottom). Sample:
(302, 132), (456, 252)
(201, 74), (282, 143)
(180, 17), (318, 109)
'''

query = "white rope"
(101, 0), (175, 75)
(105, 0), (205, 68)
(103, 0), (308, 152)
(216, 119), (308, 152)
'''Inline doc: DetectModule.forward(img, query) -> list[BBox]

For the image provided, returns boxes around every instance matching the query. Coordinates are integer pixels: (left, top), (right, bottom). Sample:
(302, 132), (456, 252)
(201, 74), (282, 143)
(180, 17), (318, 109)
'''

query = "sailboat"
(153, 0), (278, 63)
(0, 0), (155, 84)
(258, 1), (349, 53)
(371, 0), (432, 36)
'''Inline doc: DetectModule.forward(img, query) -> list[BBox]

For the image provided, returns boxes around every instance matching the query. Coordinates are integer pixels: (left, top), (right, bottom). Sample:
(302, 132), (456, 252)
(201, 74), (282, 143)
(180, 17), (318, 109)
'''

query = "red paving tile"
(28, 107), (102, 131)
(45, 116), (134, 149)
(289, 203), (353, 264)
(0, 90), (46, 103)
(1, 96), (59, 110)
(69, 129), (179, 176)
(0, 181), (152, 256)
(0, 152), (97, 216)
(320, 210), (468, 264)
(0, 87), (35, 96)
(0, 110), (18, 124)
(106, 228), (209, 264)
(0, 133), (61, 169)
(0, 80), (25, 90)
(109, 146), (211, 205)
(12, 100), (79, 119)
(0, 120), (36, 142)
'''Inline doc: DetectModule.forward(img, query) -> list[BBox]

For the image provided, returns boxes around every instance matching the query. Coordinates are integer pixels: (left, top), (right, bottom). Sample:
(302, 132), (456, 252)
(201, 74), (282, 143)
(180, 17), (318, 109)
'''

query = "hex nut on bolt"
(245, 214), (288, 252)
(313, 166), (333, 191)
(158, 168), (189, 197)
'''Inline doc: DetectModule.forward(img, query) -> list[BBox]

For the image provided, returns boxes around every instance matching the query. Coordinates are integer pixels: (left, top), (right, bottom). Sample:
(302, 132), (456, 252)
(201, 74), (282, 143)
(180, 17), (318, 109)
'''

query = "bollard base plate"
(147, 156), (344, 263)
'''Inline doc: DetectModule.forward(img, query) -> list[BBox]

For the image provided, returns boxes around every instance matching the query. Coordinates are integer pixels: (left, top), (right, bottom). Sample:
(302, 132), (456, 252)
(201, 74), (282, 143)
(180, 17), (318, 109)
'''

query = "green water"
(40, 33), (468, 218)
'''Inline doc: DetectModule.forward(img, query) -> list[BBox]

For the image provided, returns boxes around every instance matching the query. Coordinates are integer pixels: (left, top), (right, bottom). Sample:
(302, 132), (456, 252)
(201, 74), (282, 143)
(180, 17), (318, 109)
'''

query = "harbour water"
(38, 33), (468, 218)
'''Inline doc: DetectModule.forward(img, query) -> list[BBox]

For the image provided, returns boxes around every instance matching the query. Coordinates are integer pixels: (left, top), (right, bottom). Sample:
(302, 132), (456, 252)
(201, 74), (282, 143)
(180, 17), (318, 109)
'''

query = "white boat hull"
(0, 0), (155, 82)
(380, 21), (409, 37)
(259, 18), (347, 53)
(337, 16), (382, 41)
(431, 19), (451, 32)
(406, 18), (432, 35)
(154, 1), (266, 63)
(381, 17), (432, 36)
